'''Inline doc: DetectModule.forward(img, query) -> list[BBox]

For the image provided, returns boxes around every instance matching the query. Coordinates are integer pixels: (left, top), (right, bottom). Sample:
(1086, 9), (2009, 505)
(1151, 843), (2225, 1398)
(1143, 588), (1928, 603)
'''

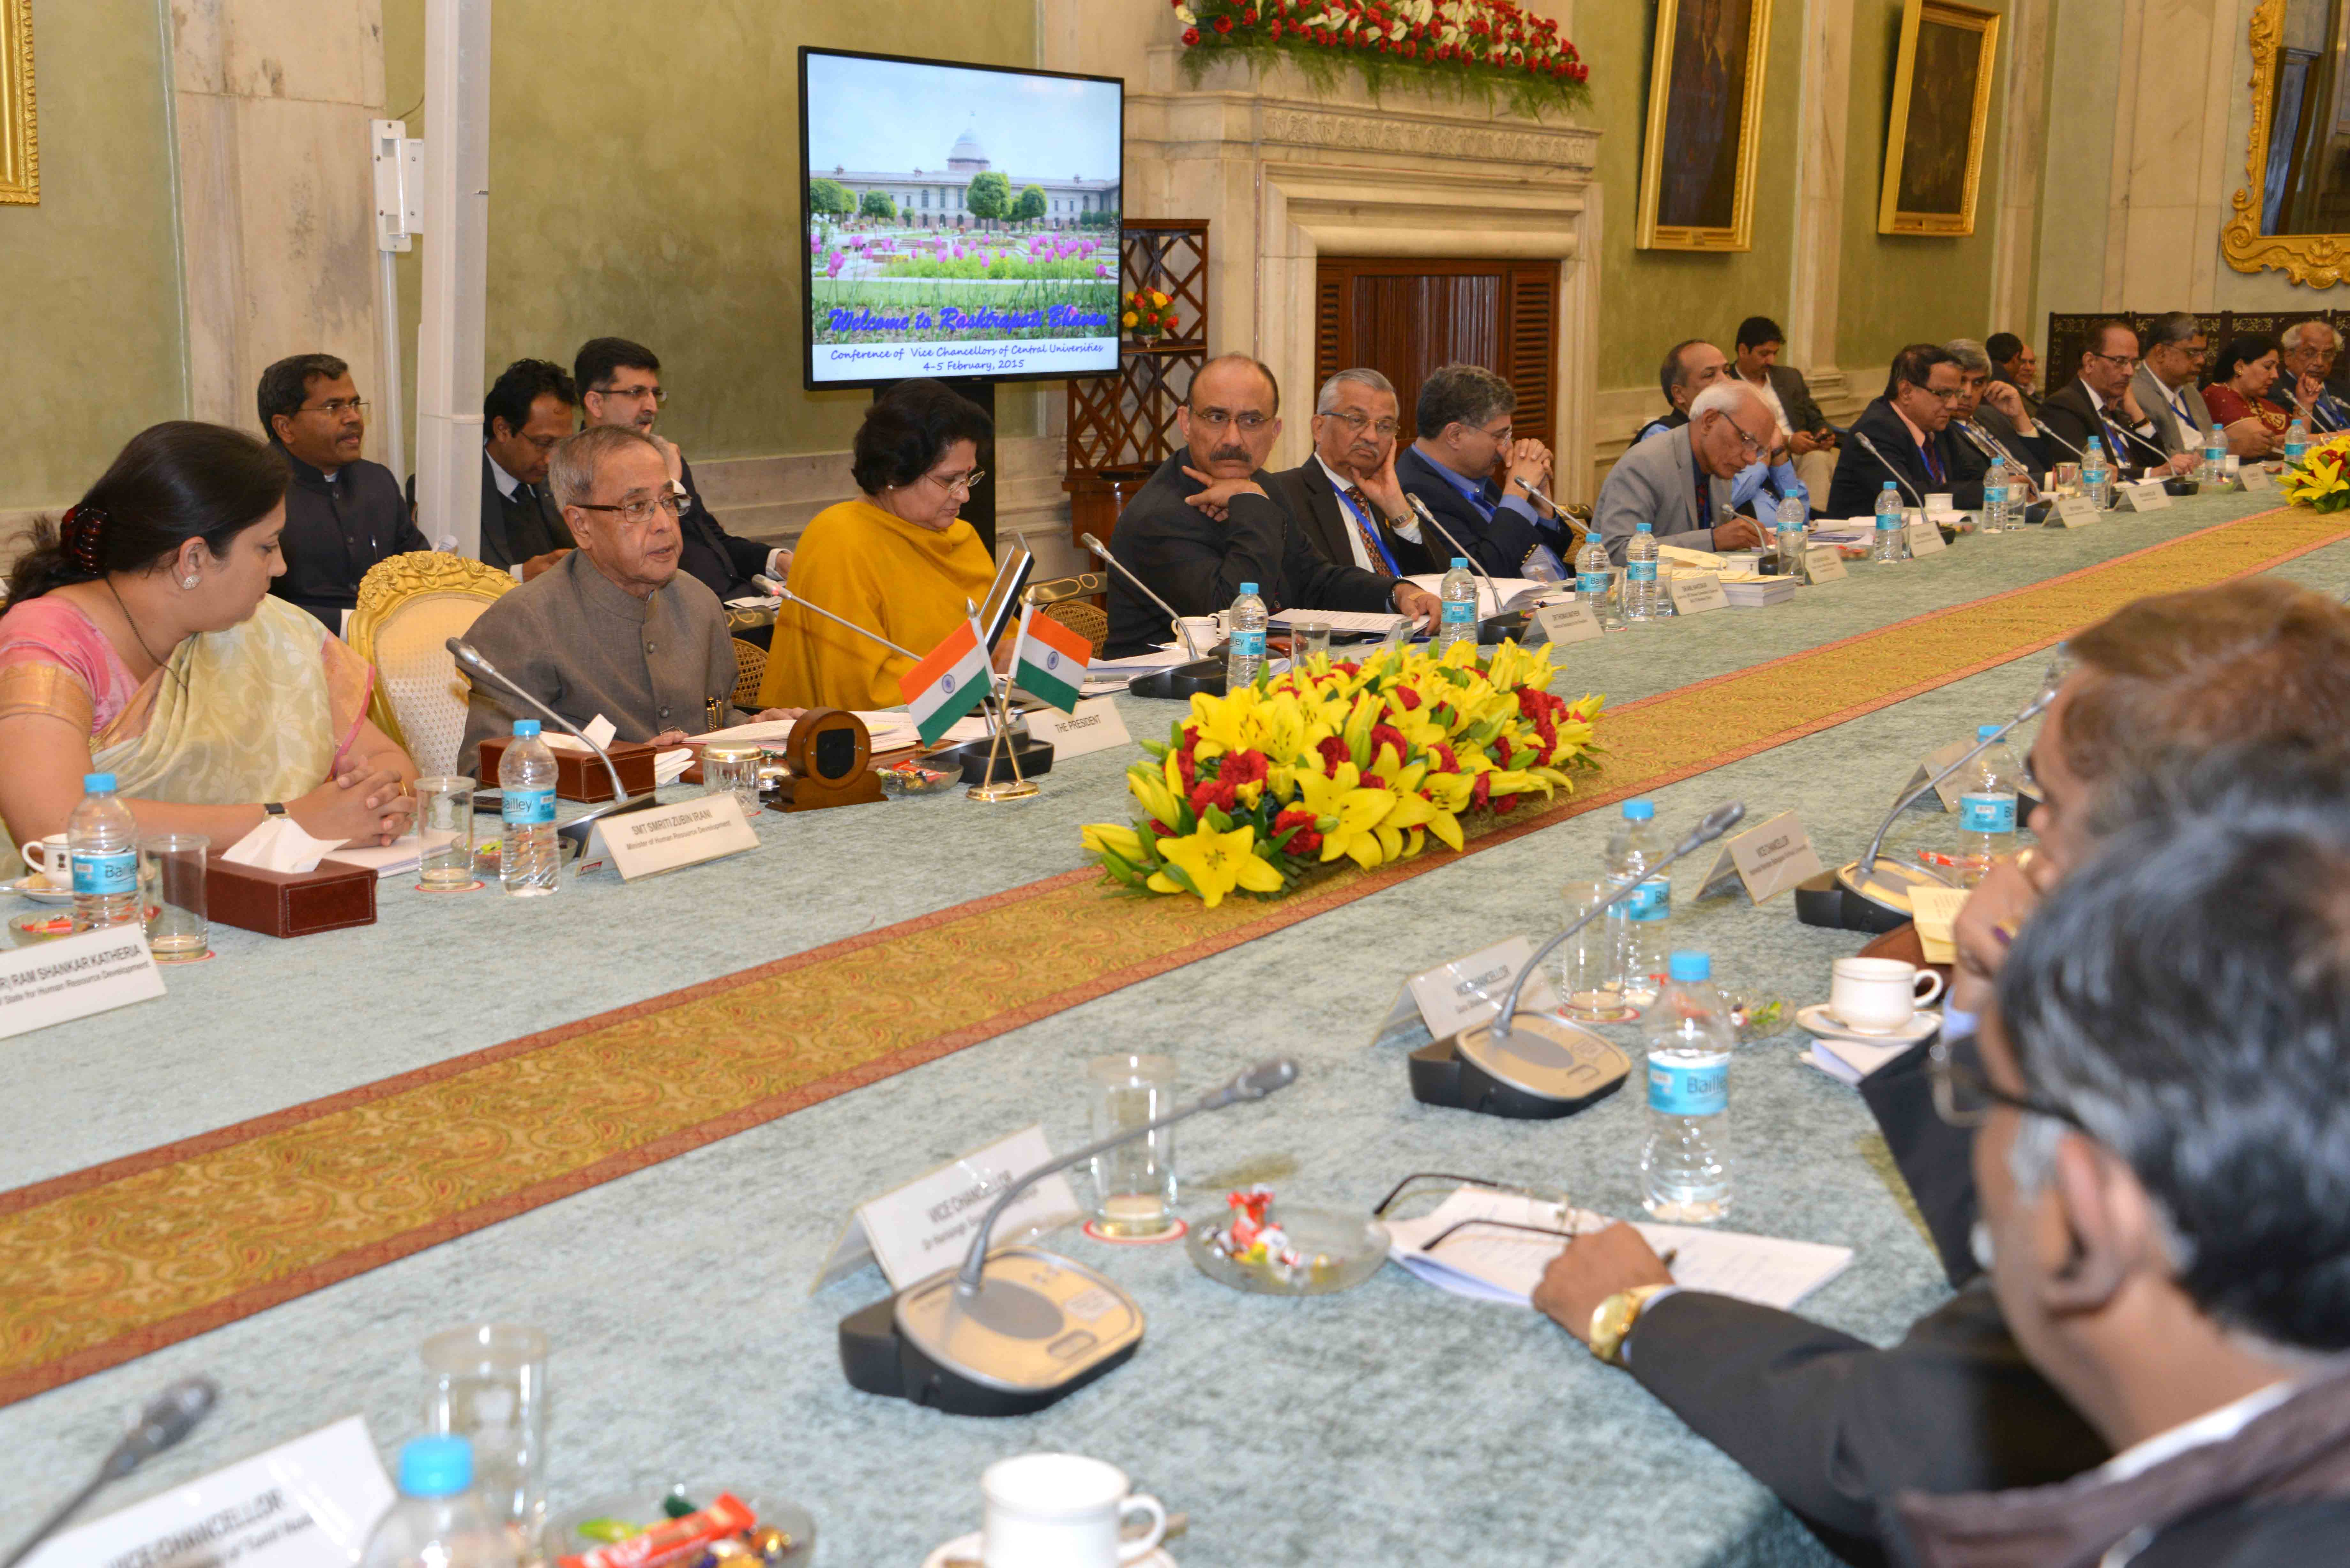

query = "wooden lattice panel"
(1065, 220), (1210, 478)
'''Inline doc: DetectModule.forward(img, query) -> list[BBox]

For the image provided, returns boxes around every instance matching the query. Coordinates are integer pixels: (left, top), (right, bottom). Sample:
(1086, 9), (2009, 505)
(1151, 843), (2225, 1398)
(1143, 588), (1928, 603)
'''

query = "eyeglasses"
(2087, 351), (2143, 373)
(1370, 1172), (1584, 1248)
(1722, 417), (1767, 458)
(1928, 1036), (2085, 1130)
(1920, 386), (1967, 404)
(923, 466), (985, 496)
(1328, 410), (1400, 438)
(572, 492), (688, 525)
(300, 398), (368, 417)
(1188, 408), (1272, 431)
(1476, 422), (1516, 445)
(594, 383), (668, 404)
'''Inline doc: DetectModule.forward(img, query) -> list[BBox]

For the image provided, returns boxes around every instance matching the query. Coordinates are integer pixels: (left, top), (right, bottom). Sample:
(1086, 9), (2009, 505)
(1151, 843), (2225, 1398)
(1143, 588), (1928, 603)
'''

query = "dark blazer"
(1394, 444), (1569, 577)
(2038, 380), (2163, 476)
(1263, 459), (1433, 578)
(675, 456), (774, 602)
(1102, 453), (1397, 659)
(270, 446), (426, 629)
(475, 453), (576, 571)
(1764, 363), (1830, 436)
(1825, 397), (1989, 518)
(1965, 407), (2051, 479)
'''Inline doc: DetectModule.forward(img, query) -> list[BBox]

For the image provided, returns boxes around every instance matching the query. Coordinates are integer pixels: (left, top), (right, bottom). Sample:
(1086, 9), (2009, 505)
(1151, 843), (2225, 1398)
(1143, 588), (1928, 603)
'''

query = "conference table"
(5, 487), (2346, 1568)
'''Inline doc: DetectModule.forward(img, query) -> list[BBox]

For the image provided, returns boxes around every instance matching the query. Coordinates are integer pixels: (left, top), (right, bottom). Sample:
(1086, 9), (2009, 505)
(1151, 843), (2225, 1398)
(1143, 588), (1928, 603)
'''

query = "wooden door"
(1313, 258), (1559, 449)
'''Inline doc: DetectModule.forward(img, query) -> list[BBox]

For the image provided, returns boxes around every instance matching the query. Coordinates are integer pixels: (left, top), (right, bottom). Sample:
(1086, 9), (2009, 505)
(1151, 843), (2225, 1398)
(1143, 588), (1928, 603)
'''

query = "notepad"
(1269, 608), (1410, 635)
(1802, 1035), (1916, 1086)
(1909, 884), (1969, 966)
(1385, 1187), (1853, 1312)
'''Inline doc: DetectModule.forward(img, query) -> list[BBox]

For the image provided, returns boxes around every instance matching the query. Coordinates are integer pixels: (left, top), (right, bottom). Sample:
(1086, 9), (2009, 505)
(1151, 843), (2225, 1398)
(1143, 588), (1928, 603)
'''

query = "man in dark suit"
(1732, 315), (1837, 498)
(1985, 332), (2041, 418)
(1395, 363), (1574, 578)
(261, 352), (425, 630)
(1102, 355), (1438, 659)
(1630, 338), (1727, 445)
(2038, 319), (2167, 478)
(1823, 344), (1990, 517)
(1265, 368), (1432, 580)
(575, 338), (790, 633)
(477, 359), (579, 578)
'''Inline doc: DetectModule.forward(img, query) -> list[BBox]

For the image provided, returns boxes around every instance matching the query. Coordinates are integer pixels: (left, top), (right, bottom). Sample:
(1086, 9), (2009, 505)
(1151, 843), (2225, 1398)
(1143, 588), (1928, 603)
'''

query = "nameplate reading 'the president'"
(1903, 516), (1948, 556)
(1532, 600), (1605, 645)
(0, 925), (166, 1042)
(1696, 809), (1827, 905)
(589, 793), (759, 880)
(2050, 495), (2101, 527)
(1666, 573), (1728, 615)
(1802, 544), (1848, 584)
(1027, 697), (1131, 760)
(2118, 479), (2172, 511)
(811, 1124), (1083, 1293)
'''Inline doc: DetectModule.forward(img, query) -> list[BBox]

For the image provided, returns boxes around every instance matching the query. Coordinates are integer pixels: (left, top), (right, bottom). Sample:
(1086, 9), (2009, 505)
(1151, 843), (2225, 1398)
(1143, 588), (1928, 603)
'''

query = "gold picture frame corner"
(0, 0), (37, 207)
(2221, 0), (2350, 287)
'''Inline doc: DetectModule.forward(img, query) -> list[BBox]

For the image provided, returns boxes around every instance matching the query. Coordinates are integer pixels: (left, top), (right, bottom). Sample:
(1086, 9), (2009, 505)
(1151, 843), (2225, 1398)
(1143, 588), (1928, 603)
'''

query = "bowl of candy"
(878, 758), (955, 796)
(1186, 1185), (1390, 1296)
(544, 1484), (813, 1568)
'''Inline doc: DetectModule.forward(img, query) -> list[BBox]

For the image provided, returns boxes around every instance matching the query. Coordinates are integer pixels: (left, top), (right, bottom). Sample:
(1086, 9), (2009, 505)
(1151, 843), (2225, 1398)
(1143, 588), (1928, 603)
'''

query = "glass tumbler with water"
(421, 1323), (548, 1544)
(139, 834), (209, 961)
(1086, 1053), (1179, 1238)
(1550, 879), (1630, 1022)
(701, 743), (764, 818)
(414, 777), (477, 891)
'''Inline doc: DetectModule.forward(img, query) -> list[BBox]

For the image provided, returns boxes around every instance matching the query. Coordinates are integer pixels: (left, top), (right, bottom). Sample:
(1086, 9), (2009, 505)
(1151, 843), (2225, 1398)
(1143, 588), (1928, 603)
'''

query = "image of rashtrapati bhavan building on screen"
(813, 124), (1120, 229)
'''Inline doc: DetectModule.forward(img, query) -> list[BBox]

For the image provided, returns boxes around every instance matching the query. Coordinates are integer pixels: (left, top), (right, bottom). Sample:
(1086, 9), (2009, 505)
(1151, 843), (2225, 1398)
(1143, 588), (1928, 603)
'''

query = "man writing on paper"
(1102, 355), (1438, 660)
(1266, 369), (1434, 579)
(1589, 382), (1769, 565)
(456, 426), (796, 774)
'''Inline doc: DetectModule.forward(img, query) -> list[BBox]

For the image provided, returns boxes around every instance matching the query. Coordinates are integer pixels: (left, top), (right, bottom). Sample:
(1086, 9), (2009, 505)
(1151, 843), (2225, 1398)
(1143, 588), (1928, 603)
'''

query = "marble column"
(1988, 0), (2050, 333)
(1785, 0), (1853, 381)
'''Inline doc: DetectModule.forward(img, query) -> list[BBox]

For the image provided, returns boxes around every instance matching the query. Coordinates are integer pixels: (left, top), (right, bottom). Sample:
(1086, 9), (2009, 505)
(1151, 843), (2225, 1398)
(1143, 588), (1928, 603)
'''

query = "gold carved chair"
(347, 552), (518, 779)
(1024, 572), (1108, 655)
(730, 637), (769, 712)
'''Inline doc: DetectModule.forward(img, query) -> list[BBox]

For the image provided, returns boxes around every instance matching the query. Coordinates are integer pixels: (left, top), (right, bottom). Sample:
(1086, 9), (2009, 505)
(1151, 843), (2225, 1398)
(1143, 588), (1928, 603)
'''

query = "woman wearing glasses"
(760, 379), (999, 710)
(2198, 333), (2289, 457)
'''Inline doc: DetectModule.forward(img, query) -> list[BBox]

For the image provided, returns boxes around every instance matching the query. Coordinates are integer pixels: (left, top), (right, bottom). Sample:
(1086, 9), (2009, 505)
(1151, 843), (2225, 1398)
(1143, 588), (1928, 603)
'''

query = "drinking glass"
(413, 777), (477, 891)
(701, 743), (764, 818)
(1550, 879), (1631, 1022)
(1293, 619), (1332, 662)
(1085, 1053), (1179, 1238)
(422, 1323), (549, 1541)
(2052, 462), (2083, 499)
(139, 834), (208, 961)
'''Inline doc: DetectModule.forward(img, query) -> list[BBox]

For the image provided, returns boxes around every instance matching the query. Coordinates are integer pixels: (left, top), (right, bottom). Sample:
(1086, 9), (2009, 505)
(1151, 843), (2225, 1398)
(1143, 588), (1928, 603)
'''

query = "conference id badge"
(1648, 1055), (1727, 1117)
(502, 787), (556, 826)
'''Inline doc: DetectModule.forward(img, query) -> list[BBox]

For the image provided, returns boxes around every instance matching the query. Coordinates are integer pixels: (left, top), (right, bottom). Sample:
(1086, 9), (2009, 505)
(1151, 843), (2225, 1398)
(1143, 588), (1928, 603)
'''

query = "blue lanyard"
(1334, 485), (1400, 575)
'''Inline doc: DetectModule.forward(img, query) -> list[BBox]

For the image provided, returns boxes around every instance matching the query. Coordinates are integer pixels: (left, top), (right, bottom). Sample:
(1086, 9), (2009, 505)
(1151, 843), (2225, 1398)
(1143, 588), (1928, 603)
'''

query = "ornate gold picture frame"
(2223, 0), (2350, 287)
(0, 0), (31, 205)
(1877, 0), (1998, 237)
(1634, 0), (1773, 253)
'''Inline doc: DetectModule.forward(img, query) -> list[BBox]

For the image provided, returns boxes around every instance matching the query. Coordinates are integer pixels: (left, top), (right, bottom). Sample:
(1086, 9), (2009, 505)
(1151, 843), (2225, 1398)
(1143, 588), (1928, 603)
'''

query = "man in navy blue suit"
(1394, 363), (1575, 579)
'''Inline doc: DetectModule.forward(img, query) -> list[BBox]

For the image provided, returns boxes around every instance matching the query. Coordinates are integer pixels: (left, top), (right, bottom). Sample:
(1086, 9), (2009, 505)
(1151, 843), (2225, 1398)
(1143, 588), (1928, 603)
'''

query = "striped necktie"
(1341, 486), (1400, 575)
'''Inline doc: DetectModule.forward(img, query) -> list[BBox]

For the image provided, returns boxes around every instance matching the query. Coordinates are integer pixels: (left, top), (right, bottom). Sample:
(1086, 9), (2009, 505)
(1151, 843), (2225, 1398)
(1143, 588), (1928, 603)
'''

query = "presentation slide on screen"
(805, 54), (1121, 383)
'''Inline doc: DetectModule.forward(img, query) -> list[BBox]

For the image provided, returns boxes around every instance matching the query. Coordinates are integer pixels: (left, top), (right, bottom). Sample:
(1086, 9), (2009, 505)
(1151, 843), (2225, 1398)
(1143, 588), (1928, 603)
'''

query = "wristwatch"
(1588, 1284), (1672, 1367)
(263, 802), (287, 817)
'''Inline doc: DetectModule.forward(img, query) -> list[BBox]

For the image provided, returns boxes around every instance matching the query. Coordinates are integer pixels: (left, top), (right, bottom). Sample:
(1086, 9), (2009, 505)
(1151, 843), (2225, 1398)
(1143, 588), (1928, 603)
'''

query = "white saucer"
(6, 877), (72, 906)
(921, 1532), (1175, 1568)
(1798, 1002), (1940, 1046)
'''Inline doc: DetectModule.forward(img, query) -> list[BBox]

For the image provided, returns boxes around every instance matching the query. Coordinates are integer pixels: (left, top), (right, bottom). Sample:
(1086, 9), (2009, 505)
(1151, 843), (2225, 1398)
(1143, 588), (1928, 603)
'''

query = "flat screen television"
(799, 47), (1124, 390)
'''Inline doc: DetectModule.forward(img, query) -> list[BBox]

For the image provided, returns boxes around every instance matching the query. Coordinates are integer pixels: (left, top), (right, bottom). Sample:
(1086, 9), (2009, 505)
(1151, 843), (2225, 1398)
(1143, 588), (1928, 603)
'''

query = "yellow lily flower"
(1082, 822), (1145, 862)
(1321, 789), (1397, 869)
(1153, 821), (1285, 907)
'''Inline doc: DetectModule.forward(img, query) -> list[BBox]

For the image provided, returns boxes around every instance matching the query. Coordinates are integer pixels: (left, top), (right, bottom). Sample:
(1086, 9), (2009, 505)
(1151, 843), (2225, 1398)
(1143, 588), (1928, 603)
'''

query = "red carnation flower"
(1181, 26), (1201, 44)
(1213, 14), (1234, 33)
(1189, 778), (1238, 815)
(1150, 819), (1175, 837)
(1393, 685), (1422, 710)
(1221, 749), (1271, 788)
(1176, 749), (1199, 790)
(1471, 772), (1492, 810)
(1493, 791), (1520, 813)
(1431, 742), (1458, 773)
(1269, 18), (1283, 37)
(1315, 735), (1351, 775)
(1361, 773), (1387, 791)
(1242, 6), (1258, 20)
(1494, 734), (1514, 767)
(1370, 722), (1409, 759)
(1273, 807), (1322, 856)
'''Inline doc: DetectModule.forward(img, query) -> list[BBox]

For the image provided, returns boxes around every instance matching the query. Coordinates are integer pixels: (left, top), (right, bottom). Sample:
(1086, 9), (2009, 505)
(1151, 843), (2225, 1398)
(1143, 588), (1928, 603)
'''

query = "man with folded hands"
(1528, 577), (2350, 1566)
(456, 426), (795, 775)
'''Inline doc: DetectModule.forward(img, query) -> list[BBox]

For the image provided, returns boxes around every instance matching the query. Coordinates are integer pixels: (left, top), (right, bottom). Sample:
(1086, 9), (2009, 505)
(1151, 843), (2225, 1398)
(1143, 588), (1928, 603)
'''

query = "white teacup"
(1174, 615), (1220, 654)
(982, 1453), (1166, 1568)
(1829, 956), (1945, 1035)
(1923, 492), (1955, 514)
(21, 834), (70, 889)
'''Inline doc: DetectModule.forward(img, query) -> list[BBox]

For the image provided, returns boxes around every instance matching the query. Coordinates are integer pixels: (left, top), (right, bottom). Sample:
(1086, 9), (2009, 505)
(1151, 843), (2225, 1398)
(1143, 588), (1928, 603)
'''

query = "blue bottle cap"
(1669, 951), (1711, 982)
(1882, 480), (1897, 490)
(83, 773), (116, 793)
(1635, 521), (1653, 533)
(1621, 799), (1654, 821)
(512, 719), (541, 737)
(396, 1435), (474, 1498)
(1451, 557), (1468, 569)
(1977, 723), (2003, 741)
(1238, 583), (1258, 596)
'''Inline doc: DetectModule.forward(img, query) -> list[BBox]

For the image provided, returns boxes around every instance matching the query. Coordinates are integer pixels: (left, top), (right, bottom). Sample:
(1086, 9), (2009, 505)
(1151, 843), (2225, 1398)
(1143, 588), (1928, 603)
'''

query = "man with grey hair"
(456, 425), (793, 773)
(1266, 368), (1433, 578)
(1396, 362), (1575, 578)
(2273, 318), (2350, 433)
(1945, 338), (2051, 483)
(1588, 381), (1769, 564)
(2132, 312), (2221, 464)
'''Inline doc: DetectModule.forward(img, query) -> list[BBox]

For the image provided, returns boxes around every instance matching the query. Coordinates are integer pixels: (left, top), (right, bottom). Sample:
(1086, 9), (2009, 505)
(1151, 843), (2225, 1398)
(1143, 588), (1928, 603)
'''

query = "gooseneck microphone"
(446, 637), (653, 843)
(1081, 532), (1202, 662)
(1846, 429), (1929, 513)
(775, 585), (920, 663)
(1405, 494), (1505, 625)
(2, 1377), (218, 1568)
(2033, 419), (2089, 464)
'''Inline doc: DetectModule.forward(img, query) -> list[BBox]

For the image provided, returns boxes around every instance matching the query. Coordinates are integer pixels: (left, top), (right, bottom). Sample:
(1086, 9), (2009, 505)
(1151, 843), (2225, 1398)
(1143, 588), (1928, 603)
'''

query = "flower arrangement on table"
(1081, 643), (1603, 907)
(2280, 430), (2350, 514)
(1123, 288), (1180, 343)
(1172, 1), (1590, 120)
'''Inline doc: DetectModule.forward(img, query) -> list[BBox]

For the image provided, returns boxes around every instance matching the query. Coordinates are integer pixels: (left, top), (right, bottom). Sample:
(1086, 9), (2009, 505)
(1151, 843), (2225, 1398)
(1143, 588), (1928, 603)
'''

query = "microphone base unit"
(556, 792), (667, 855)
(839, 1246), (1144, 1416)
(1793, 858), (1951, 933)
(1408, 1014), (1631, 1119)
(1477, 611), (1528, 645)
(1127, 658), (1229, 700)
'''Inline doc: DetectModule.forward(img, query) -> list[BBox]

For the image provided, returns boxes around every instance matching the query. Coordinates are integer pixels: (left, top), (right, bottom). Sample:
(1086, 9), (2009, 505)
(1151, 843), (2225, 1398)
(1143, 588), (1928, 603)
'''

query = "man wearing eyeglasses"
(1824, 343), (1994, 519)
(2040, 320), (2165, 477)
(474, 358), (580, 580)
(1590, 381), (1770, 564)
(1265, 368), (1433, 578)
(1397, 363), (1576, 578)
(2132, 312), (2220, 467)
(259, 352), (425, 632)
(2268, 319), (2350, 435)
(455, 425), (795, 773)
(575, 339), (792, 634)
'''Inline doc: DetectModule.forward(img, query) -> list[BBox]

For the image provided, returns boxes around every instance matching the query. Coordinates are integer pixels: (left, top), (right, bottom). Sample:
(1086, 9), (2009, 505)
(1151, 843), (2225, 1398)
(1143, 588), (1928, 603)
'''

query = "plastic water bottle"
(2201, 427), (2226, 487)
(360, 1437), (517, 1568)
(1774, 495), (1806, 576)
(498, 719), (559, 898)
(1981, 458), (2011, 534)
(1573, 531), (1622, 631)
(1640, 951), (1734, 1224)
(1871, 480), (1905, 563)
(1955, 722), (2022, 887)
(2082, 437), (2111, 509)
(1225, 581), (1267, 688)
(66, 772), (140, 931)
(1437, 557), (1479, 654)
(2286, 416), (2310, 466)
(1622, 522), (1661, 622)
(1603, 799), (1672, 1006)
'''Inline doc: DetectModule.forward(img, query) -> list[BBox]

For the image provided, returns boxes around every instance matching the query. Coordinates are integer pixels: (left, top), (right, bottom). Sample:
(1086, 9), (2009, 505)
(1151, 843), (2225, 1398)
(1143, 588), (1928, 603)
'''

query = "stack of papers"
(1804, 1034), (1915, 1085)
(1385, 1187), (1853, 1311)
(1269, 608), (1409, 636)
(322, 835), (423, 880)
(692, 712), (921, 752)
(545, 733), (695, 782)
(1401, 574), (1557, 617)
(1909, 885), (1968, 965)
(1720, 578), (1797, 607)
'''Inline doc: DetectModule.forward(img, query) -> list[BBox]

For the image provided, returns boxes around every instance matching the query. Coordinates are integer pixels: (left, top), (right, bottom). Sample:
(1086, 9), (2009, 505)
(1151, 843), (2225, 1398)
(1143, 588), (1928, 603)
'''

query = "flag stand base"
(968, 777), (1042, 802)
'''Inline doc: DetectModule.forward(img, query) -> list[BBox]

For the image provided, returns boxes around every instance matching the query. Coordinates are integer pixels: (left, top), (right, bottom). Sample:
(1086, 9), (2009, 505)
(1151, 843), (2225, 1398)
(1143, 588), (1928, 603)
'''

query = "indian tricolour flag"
(900, 614), (993, 746)
(1012, 603), (1091, 713)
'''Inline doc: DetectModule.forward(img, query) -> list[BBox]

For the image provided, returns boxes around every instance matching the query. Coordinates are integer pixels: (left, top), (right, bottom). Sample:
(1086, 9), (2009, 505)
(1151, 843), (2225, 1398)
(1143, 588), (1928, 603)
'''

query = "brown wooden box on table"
(204, 852), (378, 938)
(476, 737), (660, 803)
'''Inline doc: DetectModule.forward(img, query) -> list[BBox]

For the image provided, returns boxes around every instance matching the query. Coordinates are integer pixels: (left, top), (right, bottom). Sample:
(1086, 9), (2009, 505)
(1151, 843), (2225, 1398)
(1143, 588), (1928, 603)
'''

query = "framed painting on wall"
(1635, 0), (1773, 252)
(0, 0), (32, 205)
(1877, 0), (1999, 237)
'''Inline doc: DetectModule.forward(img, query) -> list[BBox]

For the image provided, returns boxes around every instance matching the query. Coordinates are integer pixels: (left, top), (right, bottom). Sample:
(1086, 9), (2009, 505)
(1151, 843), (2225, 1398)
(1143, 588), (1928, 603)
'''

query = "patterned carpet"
(2, 504), (2338, 1405)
